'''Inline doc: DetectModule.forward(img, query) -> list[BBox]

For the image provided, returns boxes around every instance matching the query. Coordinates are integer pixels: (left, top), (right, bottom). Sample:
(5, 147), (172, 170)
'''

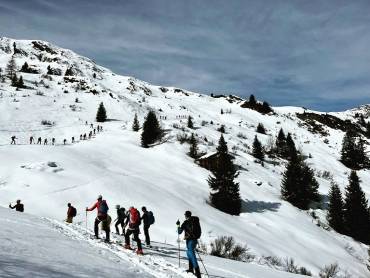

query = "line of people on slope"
(9, 123), (103, 145)
(9, 196), (203, 278)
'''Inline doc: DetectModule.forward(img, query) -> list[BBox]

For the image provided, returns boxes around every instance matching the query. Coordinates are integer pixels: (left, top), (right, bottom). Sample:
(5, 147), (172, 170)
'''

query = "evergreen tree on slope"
(141, 111), (162, 148)
(327, 181), (344, 233)
(96, 102), (107, 122)
(343, 171), (370, 244)
(208, 135), (241, 215)
(132, 113), (140, 131)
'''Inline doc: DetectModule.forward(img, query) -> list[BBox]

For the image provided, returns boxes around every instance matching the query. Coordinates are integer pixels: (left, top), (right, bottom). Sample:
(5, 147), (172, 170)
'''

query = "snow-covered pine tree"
(188, 133), (198, 159)
(96, 102), (107, 122)
(252, 135), (264, 161)
(208, 134), (241, 215)
(343, 171), (370, 244)
(132, 113), (140, 131)
(218, 124), (226, 133)
(256, 123), (266, 134)
(141, 111), (162, 148)
(327, 181), (344, 233)
(187, 115), (194, 129)
(6, 55), (16, 79)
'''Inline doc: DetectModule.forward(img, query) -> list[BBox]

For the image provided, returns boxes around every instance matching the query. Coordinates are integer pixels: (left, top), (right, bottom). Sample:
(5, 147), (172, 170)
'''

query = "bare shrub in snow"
(41, 120), (54, 126)
(319, 263), (339, 278)
(176, 133), (189, 144)
(237, 132), (247, 139)
(209, 236), (252, 262)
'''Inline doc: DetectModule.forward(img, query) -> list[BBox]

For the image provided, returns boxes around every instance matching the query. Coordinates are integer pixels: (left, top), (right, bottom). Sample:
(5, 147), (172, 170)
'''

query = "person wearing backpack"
(9, 199), (24, 212)
(66, 203), (77, 223)
(86, 195), (110, 242)
(177, 211), (202, 278)
(141, 206), (154, 247)
(114, 205), (126, 235)
(124, 206), (143, 255)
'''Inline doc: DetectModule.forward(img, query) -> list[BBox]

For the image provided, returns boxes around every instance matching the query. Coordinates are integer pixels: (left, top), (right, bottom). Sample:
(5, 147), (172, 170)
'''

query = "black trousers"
(143, 225), (150, 245)
(115, 220), (125, 235)
(125, 229), (142, 250)
(94, 216), (110, 241)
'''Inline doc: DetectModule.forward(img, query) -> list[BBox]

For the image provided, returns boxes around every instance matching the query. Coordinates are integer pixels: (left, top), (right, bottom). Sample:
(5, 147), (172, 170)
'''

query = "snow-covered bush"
(319, 263), (339, 278)
(209, 236), (252, 262)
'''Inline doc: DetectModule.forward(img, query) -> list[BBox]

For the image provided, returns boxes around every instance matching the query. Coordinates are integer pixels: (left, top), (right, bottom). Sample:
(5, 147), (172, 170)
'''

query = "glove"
(176, 220), (180, 226)
(85, 207), (88, 211)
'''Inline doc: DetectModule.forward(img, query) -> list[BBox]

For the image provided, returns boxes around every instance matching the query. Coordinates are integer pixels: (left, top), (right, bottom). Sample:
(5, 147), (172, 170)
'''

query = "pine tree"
(261, 101), (273, 114)
(141, 111), (162, 148)
(249, 94), (256, 106)
(252, 135), (264, 160)
(187, 116), (194, 129)
(11, 74), (18, 87)
(17, 76), (24, 88)
(20, 62), (29, 72)
(356, 138), (368, 169)
(286, 133), (297, 160)
(276, 128), (287, 157)
(343, 171), (370, 244)
(341, 130), (358, 169)
(366, 122), (370, 138)
(132, 113), (140, 131)
(327, 182), (344, 233)
(96, 102), (107, 122)
(47, 65), (52, 75)
(188, 133), (198, 159)
(6, 56), (16, 79)
(218, 125), (226, 133)
(256, 123), (266, 134)
(65, 67), (73, 76)
(220, 109), (224, 115)
(281, 155), (319, 210)
(208, 135), (241, 215)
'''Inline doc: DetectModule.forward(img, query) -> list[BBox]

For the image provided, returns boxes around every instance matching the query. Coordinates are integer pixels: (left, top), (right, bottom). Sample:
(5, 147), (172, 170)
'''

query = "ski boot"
(136, 249), (144, 255)
(124, 244), (133, 250)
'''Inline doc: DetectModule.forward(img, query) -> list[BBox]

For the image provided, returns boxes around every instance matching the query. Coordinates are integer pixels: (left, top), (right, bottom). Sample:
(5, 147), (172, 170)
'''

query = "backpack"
(118, 207), (126, 220)
(130, 208), (141, 228)
(98, 200), (109, 215)
(148, 211), (155, 225)
(18, 204), (24, 212)
(71, 206), (77, 217)
(188, 216), (201, 239)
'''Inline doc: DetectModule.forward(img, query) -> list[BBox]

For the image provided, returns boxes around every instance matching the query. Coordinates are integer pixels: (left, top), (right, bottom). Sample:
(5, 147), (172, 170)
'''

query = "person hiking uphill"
(177, 211), (202, 278)
(124, 206), (143, 255)
(86, 195), (110, 242)
(9, 200), (24, 212)
(141, 206), (154, 247)
(114, 205), (126, 235)
(66, 203), (77, 223)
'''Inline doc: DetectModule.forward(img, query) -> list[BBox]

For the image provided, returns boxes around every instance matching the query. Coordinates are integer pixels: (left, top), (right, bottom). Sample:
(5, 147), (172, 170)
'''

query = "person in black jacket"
(9, 200), (24, 212)
(141, 206), (151, 247)
(177, 211), (201, 278)
(114, 205), (126, 235)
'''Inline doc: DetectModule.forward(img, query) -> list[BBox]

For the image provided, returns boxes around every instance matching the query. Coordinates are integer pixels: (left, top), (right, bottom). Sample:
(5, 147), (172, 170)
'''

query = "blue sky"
(1, 0), (370, 111)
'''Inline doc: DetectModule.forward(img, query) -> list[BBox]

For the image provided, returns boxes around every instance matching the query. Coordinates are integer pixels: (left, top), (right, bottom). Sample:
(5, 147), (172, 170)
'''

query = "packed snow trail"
(0, 207), (307, 278)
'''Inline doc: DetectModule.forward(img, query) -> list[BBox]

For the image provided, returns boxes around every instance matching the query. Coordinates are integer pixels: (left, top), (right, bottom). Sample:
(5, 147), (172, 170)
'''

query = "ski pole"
(177, 233), (180, 267)
(85, 210), (88, 233)
(196, 248), (209, 277)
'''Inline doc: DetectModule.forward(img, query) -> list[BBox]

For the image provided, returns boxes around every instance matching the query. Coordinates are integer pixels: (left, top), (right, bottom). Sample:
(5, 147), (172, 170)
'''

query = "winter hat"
(97, 195), (102, 200)
(116, 204), (120, 209)
(184, 211), (192, 218)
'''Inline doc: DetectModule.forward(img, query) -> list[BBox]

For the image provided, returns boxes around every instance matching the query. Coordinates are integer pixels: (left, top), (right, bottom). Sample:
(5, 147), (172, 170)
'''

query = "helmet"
(97, 195), (102, 200)
(116, 204), (120, 209)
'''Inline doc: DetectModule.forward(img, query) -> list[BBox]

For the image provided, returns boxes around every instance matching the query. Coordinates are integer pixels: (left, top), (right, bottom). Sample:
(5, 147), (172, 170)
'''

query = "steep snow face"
(0, 38), (369, 277)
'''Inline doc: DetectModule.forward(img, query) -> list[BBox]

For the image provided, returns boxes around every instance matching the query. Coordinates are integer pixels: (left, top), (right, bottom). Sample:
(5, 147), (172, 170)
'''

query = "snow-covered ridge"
(0, 38), (369, 277)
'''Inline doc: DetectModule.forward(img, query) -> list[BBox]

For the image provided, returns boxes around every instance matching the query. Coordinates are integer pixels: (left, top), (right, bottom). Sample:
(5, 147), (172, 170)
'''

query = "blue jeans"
(186, 239), (198, 269)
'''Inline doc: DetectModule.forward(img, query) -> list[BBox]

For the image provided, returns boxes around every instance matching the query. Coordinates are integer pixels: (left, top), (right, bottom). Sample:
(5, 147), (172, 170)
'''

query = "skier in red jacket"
(86, 195), (110, 242)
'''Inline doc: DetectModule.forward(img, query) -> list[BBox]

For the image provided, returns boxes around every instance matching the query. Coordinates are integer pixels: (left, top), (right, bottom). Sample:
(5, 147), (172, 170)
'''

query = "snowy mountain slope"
(0, 37), (369, 277)
(0, 207), (305, 278)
